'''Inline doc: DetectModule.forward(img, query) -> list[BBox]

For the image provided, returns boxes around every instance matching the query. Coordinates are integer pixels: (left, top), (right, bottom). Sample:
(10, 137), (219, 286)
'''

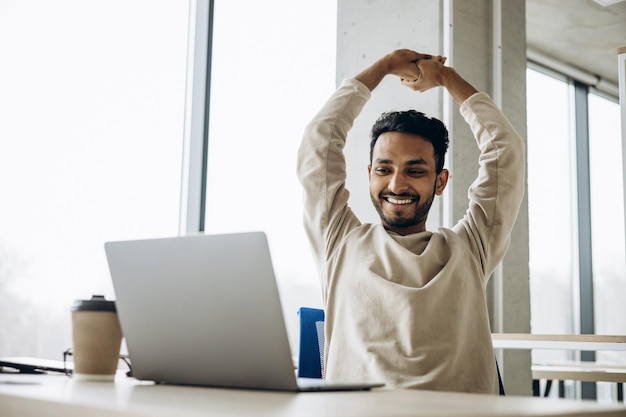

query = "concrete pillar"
(445, 0), (531, 396)
(337, 0), (531, 395)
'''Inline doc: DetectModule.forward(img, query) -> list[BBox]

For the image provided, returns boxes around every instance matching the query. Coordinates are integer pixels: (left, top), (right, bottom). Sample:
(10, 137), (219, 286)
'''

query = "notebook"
(104, 231), (383, 392)
(0, 357), (70, 374)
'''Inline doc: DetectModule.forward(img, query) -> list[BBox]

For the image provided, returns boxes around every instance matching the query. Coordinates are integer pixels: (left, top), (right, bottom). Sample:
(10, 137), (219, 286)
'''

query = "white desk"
(1, 373), (626, 417)
(492, 334), (626, 399)
(532, 363), (626, 384)
(492, 334), (626, 351)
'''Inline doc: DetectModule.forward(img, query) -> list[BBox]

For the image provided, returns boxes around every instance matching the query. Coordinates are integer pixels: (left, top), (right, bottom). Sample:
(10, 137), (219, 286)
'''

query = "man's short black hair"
(370, 110), (449, 173)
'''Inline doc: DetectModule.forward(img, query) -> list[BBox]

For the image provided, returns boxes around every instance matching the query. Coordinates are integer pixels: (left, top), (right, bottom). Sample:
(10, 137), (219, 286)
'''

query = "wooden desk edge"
(492, 333), (626, 343)
(532, 364), (626, 384)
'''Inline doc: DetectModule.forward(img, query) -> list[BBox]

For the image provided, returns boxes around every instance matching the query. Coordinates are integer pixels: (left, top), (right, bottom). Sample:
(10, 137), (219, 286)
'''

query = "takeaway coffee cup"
(70, 295), (123, 381)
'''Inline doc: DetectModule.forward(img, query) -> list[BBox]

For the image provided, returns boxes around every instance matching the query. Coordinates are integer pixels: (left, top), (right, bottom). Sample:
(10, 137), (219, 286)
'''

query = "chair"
(297, 307), (325, 378)
(297, 306), (505, 395)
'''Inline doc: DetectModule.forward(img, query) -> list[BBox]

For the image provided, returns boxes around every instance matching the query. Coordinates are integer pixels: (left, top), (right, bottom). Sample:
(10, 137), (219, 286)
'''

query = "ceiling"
(526, 0), (626, 93)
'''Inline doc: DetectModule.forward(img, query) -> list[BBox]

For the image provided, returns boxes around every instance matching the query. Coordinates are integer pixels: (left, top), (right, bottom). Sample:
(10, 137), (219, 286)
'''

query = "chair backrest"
(296, 306), (505, 395)
(297, 307), (324, 378)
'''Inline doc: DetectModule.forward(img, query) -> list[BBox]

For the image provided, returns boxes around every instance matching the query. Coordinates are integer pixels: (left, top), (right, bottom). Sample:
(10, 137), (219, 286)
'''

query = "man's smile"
(382, 194), (418, 205)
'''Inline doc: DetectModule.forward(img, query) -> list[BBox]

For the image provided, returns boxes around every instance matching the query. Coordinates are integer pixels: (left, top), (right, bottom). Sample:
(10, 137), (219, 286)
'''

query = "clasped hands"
(386, 49), (447, 92)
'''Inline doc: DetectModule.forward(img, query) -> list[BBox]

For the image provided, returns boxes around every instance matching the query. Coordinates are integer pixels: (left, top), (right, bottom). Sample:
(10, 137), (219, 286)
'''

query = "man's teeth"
(387, 197), (412, 205)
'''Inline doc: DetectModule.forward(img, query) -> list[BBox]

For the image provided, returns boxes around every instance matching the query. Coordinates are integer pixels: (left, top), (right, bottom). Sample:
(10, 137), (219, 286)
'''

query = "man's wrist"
(438, 66), (457, 88)
(354, 57), (390, 91)
(440, 67), (479, 105)
(379, 54), (395, 75)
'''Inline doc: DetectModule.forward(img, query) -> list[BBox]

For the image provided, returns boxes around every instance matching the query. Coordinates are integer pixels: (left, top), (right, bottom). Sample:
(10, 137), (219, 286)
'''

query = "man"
(297, 49), (524, 394)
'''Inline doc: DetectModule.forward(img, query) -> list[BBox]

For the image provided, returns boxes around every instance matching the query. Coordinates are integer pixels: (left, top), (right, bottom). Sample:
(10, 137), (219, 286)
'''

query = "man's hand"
(386, 49), (435, 83)
(400, 55), (447, 92)
(354, 49), (433, 91)
(354, 48), (478, 105)
(400, 52), (478, 105)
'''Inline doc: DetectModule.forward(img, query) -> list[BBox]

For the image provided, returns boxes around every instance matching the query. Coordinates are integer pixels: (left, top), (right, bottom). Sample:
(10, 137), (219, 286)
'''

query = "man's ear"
(367, 165), (372, 180)
(435, 169), (449, 195)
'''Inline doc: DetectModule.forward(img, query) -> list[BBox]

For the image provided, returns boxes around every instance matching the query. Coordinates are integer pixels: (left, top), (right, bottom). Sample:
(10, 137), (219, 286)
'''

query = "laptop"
(104, 231), (383, 392)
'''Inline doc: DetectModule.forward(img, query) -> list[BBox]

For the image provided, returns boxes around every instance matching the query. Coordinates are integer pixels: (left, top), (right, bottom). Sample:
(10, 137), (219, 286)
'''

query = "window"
(527, 65), (625, 398)
(204, 0), (337, 348)
(526, 67), (576, 359)
(588, 93), (626, 362)
(0, 1), (189, 359)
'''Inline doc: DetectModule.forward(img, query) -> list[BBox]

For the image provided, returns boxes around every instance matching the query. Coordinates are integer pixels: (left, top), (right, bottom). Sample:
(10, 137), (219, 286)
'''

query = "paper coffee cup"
(71, 295), (122, 381)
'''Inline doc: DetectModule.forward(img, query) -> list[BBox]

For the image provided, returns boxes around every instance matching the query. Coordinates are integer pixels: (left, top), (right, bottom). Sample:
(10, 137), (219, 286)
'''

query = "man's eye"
(375, 167), (391, 175)
(408, 170), (426, 176)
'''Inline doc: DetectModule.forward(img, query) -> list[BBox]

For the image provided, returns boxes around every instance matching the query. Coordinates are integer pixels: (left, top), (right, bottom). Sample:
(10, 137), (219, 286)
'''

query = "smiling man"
(368, 109), (449, 235)
(297, 49), (524, 394)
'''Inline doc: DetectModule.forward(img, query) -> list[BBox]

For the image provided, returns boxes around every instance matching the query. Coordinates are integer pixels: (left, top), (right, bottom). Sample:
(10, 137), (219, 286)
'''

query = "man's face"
(368, 131), (448, 235)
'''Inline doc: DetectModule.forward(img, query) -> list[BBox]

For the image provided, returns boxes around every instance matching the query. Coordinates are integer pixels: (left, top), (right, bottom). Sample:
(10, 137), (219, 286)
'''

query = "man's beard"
(371, 182), (437, 229)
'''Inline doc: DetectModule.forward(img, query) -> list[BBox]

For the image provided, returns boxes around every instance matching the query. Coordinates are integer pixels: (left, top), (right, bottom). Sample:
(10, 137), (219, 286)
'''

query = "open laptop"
(105, 231), (383, 392)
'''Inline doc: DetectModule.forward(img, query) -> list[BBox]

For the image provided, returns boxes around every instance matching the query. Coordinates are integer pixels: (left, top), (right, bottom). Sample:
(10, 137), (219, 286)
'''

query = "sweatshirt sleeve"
(453, 92), (525, 281)
(297, 79), (371, 272)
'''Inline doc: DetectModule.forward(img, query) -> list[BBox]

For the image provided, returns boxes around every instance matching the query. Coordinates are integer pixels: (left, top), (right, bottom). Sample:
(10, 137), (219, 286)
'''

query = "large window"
(0, 1), (189, 359)
(588, 93), (626, 360)
(527, 65), (625, 398)
(204, 0), (337, 348)
(527, 67), (576, 359)
(0, 0), (337, 361)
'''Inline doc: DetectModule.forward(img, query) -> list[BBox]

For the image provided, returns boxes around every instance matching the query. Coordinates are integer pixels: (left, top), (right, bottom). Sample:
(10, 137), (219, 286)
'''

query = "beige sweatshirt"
(297, 78), (525, 394)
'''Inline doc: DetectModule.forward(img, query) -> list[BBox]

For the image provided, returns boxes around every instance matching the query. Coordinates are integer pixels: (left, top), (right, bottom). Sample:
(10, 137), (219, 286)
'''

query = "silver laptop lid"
(105, 231), (298, 390)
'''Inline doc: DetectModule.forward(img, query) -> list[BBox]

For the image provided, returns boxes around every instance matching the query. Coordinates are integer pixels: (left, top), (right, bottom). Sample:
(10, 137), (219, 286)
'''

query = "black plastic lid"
(71, 295), (117, 312)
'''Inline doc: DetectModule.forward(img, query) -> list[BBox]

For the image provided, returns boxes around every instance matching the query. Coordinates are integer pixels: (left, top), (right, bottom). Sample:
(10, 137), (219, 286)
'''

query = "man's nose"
(388, 172), (409, 194)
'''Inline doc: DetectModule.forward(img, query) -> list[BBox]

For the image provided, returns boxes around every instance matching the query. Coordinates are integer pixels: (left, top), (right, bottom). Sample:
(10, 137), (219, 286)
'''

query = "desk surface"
(1, 373), (626, 417)
(492, 334), (626, 351)
(532, 363), (626, 384)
